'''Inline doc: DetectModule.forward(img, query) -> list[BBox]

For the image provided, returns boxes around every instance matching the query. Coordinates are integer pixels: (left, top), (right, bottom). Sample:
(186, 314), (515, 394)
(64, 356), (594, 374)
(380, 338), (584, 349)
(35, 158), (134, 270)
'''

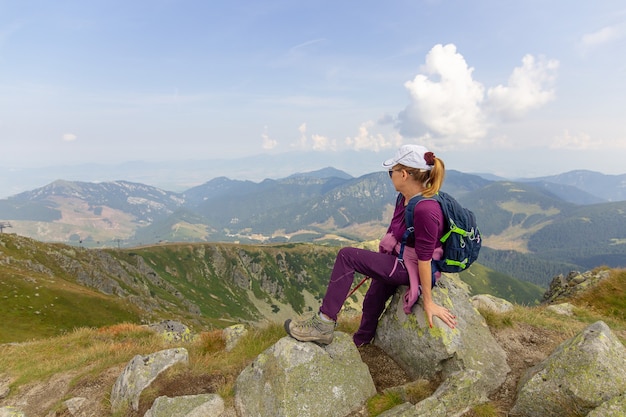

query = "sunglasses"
(388, 169), (401, 178)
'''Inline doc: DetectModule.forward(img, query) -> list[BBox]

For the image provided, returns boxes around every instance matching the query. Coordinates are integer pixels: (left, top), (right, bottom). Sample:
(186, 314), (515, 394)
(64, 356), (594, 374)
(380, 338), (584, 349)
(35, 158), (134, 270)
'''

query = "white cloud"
(284, 45), (560, 156)
(345, 121), (401, 151)
(290, 123), (335, 150)
(261, 128), (278, 150)
(62, 133), (77, 142)
(486, 54), (559, 120)
(296, 123), (308, 148)
(581, 25), (624, 48)
(311, 134), (335, 151)
(550, 130), (602, 150)
(397, 44), (487, 147)
(378, 113), (395, 125)
(290, 120), (401, 153)
(396, 44), (558, 150)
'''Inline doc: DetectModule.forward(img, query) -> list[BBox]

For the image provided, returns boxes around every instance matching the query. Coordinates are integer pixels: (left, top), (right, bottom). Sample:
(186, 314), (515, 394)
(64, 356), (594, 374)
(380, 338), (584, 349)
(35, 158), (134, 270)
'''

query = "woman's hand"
(417, 259), (457, 329)
(423, 299), (457, 329)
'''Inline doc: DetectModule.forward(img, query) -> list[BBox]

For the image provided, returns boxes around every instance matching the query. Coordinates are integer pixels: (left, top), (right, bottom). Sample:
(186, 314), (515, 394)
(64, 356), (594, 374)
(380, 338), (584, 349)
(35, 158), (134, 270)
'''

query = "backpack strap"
(398, 194), (432, 262)
(398, 193), (439, 296)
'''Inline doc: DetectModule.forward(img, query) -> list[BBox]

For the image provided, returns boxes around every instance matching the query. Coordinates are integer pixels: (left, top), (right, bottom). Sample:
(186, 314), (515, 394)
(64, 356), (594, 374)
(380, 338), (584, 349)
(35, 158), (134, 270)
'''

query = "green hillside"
(0, 234), (341, 343)
(460, 263), (544, 305)
(477, 247), (582, 287)
(0, 238), (143, 342)
(0, 233), (545, 344)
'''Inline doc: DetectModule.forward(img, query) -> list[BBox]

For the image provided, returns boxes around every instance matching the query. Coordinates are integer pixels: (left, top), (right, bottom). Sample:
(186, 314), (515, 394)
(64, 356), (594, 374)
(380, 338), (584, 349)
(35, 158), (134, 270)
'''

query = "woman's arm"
(418, 259), (457, 329)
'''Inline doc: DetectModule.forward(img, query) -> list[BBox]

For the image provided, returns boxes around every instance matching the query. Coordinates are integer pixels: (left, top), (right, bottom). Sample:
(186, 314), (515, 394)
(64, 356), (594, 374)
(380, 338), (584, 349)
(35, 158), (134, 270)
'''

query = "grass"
(366, 379), (434, 416)
(465, 402), (504, 417)
(2, 288), (626, 416)
(477, 303), (622, 348)
(366, 391), (405, 416)
(0, 271), (142, 343)
(0, 322), (285, 415)
(477, 268), (626, 346)
(0, 316), (364, 415)
(0, 324), (164, 389)
(574, 268), (626, 321)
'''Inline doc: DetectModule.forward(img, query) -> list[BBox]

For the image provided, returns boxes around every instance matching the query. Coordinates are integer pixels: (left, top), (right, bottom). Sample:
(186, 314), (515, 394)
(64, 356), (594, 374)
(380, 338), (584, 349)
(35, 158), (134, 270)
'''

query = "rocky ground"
(1, 321), (566, 417)
(356, 322), (564, 416)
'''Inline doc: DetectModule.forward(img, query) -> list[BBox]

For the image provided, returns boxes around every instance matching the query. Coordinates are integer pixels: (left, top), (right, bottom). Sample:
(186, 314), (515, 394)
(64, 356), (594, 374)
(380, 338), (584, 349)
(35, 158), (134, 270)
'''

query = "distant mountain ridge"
(517, 169), (626, 202)
(22, 179), (184, 221)
(1, 168), (625, 286)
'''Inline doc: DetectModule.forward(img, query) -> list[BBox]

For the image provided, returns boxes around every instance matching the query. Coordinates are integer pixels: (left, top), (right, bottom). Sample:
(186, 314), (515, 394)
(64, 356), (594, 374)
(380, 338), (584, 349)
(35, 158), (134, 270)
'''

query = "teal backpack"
(398, 191), (482, 273)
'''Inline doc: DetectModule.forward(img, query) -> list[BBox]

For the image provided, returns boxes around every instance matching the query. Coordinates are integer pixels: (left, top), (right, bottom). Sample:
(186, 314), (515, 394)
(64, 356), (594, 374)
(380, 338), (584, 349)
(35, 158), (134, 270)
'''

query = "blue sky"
(2, 0), (626, 181)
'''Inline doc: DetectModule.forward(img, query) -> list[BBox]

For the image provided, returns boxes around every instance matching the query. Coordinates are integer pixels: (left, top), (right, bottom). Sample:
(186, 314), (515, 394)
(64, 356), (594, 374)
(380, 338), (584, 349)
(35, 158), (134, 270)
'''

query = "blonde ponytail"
(402, 157), (445, 198)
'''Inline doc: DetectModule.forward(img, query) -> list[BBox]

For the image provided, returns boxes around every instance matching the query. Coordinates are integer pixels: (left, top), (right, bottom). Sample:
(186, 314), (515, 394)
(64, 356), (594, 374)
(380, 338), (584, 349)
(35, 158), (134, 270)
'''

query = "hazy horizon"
(2, 149), (625, 199)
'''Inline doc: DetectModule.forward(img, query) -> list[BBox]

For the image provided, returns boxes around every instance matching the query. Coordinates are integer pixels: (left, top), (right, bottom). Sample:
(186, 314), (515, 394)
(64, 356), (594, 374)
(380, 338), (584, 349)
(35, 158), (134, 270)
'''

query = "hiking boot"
(284, 314), (336, 345)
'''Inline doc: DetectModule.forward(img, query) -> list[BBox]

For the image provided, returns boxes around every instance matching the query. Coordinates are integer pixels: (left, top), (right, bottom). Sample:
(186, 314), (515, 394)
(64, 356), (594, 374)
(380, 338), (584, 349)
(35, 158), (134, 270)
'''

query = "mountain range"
(1, 168), (625, 287)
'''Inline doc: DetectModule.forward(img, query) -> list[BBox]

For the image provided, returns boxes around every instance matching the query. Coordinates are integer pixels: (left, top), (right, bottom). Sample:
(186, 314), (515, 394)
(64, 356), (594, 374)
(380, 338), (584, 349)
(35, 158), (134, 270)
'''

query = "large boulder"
(235, 332), (376, 417)
(412, 369), (486, 417)
(144, 393), (225, 417)
(375, 274), (510, 415)
(586, 393), (626, 417)
(511, 320), (626, 417)
(110, 347), (189, 413)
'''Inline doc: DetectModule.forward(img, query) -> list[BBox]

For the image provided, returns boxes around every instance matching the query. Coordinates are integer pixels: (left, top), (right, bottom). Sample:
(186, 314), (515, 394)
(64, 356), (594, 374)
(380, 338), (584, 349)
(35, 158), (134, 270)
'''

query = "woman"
(284, 144), (457, 346)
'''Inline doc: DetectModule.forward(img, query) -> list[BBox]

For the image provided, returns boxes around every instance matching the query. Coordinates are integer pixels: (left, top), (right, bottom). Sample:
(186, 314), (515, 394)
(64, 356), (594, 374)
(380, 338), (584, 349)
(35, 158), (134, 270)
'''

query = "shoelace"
(299, 316), (334, 330)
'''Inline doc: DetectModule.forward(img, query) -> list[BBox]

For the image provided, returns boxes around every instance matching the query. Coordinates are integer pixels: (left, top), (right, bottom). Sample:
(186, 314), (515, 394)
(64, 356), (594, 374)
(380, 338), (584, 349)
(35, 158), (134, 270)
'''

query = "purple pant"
(320, 247), (409, 346)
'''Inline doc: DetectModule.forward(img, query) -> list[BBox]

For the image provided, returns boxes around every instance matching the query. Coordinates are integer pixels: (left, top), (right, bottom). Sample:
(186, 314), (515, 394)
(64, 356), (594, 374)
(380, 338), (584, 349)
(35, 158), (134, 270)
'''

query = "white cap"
(382, 144), (434, 171)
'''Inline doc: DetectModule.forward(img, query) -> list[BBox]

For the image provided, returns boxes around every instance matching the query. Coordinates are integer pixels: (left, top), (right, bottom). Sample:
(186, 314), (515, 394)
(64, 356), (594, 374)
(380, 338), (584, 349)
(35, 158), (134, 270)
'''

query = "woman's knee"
(337, 246), (359, 258)
(335, 247), (361, 266)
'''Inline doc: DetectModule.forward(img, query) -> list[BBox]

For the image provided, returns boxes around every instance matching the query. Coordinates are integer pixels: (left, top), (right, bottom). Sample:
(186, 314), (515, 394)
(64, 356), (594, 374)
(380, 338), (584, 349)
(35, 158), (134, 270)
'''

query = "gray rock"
(147, 320), (195, 343)
(470, 294), (514, 313)
(375, 274), (509, 416)
(63, 397), (86, 416)
(0, 407), (25, 417)
(223, 324), (248, 352)
(587, 393), (626, 417)
(542, 270), (610, 303)
(511, 321), (626, 417)
(413, 370), (486, 417)
(377, 370), (489, 417)
(144, 393), (224, 417)
(110, 347), (189, 413)
(546, 302), (575, 316)
(235, 332), (376, 417)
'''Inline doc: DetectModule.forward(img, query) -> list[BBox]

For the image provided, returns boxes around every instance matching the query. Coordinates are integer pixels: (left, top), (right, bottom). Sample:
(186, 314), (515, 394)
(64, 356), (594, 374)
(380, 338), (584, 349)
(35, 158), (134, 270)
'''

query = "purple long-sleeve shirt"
(388, 194), (445, 261)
